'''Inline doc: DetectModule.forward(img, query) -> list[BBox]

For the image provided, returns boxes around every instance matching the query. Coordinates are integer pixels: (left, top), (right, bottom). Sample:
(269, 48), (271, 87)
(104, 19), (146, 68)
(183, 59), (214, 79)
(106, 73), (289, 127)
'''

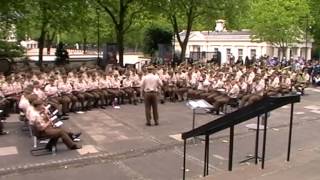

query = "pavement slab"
(0, 89), (320, 179)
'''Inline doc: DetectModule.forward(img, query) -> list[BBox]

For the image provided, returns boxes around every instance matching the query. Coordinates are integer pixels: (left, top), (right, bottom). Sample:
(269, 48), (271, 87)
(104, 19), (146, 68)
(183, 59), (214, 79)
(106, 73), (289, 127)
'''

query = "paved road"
(1, 88), (320, 180)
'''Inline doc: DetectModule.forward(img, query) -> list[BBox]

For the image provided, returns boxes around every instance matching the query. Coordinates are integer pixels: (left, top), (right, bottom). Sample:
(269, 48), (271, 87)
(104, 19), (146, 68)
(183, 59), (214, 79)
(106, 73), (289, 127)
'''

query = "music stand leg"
(192, 109), (196, 130)
(261, 112), (268, 169)
(287, 103), (294, 161)
(203, 135), (210, 176)
(255, 116), (261, 164)
(228, 126), (234, 171)
(183, 139), (187, 180)
(241, 116), (263, 164)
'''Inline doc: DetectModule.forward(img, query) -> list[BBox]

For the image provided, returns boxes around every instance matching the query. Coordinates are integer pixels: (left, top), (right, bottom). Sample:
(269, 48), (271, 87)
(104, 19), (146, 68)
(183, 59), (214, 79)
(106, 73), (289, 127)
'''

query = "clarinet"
(40, 108), (54, 127)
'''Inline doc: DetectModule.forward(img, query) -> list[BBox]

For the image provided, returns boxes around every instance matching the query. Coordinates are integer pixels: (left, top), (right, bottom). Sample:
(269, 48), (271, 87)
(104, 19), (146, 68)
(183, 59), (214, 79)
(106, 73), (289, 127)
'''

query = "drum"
(0, 58), (11, 75)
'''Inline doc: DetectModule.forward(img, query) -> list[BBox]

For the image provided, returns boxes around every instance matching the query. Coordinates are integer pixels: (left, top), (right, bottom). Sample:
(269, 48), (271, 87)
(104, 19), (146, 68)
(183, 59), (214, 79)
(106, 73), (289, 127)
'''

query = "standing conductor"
(141, 66), (163, 126)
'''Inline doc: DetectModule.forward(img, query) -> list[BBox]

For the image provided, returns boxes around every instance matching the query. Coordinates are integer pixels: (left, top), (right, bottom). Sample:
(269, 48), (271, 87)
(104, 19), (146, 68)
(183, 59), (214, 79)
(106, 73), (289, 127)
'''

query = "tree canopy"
(245, 0), (311, 54)
(1, 0), (320, 63)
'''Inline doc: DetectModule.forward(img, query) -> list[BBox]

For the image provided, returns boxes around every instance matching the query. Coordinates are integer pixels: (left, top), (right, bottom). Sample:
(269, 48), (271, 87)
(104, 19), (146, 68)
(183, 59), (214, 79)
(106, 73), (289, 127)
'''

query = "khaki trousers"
(41, 126), (76, 149)
(144, 92), (159, 124)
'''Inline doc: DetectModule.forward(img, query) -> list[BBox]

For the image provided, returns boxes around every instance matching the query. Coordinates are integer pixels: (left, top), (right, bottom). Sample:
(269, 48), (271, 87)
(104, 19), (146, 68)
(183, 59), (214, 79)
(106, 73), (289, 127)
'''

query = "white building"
(175, 20), (313, 63)
(20, 39), (38, 49)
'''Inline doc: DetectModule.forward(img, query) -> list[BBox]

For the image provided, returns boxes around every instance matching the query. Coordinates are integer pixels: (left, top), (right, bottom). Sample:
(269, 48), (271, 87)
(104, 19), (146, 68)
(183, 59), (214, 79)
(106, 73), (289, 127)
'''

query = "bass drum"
(0, 58), (11, 75)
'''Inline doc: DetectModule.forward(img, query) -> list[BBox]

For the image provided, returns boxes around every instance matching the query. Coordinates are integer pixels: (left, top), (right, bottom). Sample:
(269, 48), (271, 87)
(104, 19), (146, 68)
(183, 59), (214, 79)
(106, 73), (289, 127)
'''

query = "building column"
(286, 48), (290, 58)
(244, 47), (250, 59)
(296, 47), (301, 58)
(220, 47), (226, 64)
(273, 47), (278, 57)
(307, 48), (312, 60)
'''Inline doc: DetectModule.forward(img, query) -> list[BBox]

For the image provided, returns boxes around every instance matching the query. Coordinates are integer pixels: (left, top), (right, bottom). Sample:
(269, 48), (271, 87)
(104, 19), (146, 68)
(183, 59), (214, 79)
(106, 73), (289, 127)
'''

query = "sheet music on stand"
(186, 99), (214, 110)
(186, 99), (214, 141)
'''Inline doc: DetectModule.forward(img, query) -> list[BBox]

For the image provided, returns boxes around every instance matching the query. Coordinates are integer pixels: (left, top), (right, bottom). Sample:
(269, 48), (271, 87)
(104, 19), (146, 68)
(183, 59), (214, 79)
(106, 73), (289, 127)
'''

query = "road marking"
(281, 106), (289, 109)
(213, 154), (226, 161)
(304, 105), (320, 110)
(310, 110), (320, 114)
(0, 146), (18, 156)
(77, 145), (99, 155)
(295, 112), (305, 115)
(114, 161), (149, 180)
(169, 134), (183, 142)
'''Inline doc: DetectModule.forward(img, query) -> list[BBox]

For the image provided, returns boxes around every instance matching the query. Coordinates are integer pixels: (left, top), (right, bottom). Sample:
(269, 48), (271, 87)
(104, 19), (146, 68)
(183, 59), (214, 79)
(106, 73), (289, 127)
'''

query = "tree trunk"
(117, 31), (124, 67)
(38, 29), (46, 66)
(46, 32), (55, 55)
(282, 47), (287, 59)
(83, 37), (87, 54)
(180, 42), (187, 63)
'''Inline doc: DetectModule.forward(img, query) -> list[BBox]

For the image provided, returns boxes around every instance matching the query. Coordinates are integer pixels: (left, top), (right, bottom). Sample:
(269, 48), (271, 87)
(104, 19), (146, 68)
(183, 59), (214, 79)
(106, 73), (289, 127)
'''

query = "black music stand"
(239, 116), (263, 164)
(186, 100), (214, 141)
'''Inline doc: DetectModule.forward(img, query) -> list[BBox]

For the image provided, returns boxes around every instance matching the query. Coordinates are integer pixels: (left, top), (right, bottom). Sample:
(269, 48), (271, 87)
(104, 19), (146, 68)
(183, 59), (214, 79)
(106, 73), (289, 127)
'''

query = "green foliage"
(0, 41), (24, 58)
(245, 0), (311, 48)
(308, 0), (320, 45)
(143, 27), (173, 55)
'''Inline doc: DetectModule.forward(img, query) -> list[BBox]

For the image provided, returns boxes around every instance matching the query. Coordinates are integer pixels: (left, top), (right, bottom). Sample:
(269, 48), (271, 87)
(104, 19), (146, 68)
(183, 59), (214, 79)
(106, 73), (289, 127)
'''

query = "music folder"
(186, 99), (214, 110)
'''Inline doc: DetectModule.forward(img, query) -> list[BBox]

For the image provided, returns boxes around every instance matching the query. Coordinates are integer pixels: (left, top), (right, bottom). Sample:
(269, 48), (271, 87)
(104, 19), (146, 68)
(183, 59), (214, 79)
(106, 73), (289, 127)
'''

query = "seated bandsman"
(2, 77), (20, 112)
(267, 74), (280, 95)
(58, 76), (78, 112)
(165, 71), (177, 101)
(33, 81), (47, 101)
(175, 70), (188, 101)
(73, 75), (91, 111)
(241, 77), (265, 107)
(18, 87), (33, 119)
(98, 73), (111, 106)
(25, 94), (40, 126)
(86, 75), (103, 108)
(45, 78), (70, 117)
(0, 88), (10, 135)
(108, 74), (125, 105)
(210, 79), (233, 114)
(227, 80), (240, 105)
(239, 77), (248, 98)
(0, 89), (11, 119)
(31, 99), (81, 150)
(279, 74), (291, 95)
(294, 72), (307, 95)
(122, 73), (137, 105)
(131, 72), (143, 102)
(186, 71), (196, 100)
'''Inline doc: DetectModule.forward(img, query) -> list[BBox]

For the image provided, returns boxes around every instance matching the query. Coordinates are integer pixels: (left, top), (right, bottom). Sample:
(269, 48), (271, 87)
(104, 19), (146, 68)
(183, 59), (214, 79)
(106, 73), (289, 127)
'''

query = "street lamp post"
(305, 16), (309, 61)
(172, 33), (175, 64)
(96, 8), (100, 60)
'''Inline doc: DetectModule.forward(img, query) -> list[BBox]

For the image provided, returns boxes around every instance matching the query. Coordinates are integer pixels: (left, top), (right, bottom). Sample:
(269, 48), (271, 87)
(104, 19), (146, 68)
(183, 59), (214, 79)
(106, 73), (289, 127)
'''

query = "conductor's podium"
(181, 94), (301, 180)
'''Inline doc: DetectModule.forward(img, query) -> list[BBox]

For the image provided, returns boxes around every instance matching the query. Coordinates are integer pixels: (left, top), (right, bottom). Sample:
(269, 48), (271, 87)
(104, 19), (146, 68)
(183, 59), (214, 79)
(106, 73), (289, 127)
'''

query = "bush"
(143, 27), (173, 56)
(0, 40), (24, 58)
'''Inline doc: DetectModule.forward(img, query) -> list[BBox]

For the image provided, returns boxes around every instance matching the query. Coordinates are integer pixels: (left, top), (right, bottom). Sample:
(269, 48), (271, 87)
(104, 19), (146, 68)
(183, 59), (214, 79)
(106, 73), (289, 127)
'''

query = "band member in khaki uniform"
(58, 76), (78, 112)
(32, 99), (81, 150)
(123, 73), (137, 105)
(141, 66), (163, 126)
(0, 89), (9, 135)
(2, 77), (20, 113)
(132, 72), (143, 103)
(98, 73), (112, 106)
(0, 89), (11, 119)
(73, 76), (89, 111)
(45, 78), (70, 116)
(87, 75), (103, 108)
(108, 74), (125, 104)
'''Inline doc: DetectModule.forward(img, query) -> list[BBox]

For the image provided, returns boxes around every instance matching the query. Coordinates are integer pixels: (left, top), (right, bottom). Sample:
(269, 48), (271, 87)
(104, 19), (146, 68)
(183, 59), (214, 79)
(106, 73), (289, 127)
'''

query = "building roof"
(179, 30), (253, 42)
